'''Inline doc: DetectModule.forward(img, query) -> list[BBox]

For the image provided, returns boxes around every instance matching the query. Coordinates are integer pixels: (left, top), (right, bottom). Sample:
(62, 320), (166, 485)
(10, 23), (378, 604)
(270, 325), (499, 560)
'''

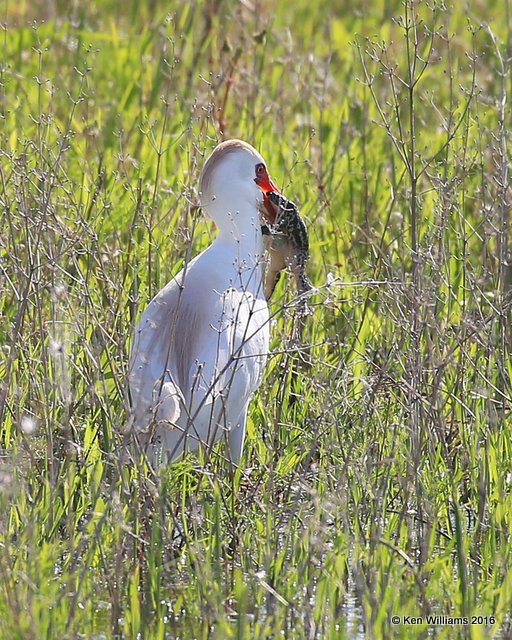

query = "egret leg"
(227, 406), (249, 468)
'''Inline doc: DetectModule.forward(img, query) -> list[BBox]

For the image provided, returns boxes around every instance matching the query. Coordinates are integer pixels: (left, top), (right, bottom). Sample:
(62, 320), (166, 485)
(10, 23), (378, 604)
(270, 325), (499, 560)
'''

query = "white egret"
(128, 139), (280, 466)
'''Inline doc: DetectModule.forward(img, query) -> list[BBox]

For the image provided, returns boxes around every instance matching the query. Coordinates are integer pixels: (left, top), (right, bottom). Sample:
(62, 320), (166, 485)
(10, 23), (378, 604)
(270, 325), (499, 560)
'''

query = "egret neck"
(204, 200), (266, 295)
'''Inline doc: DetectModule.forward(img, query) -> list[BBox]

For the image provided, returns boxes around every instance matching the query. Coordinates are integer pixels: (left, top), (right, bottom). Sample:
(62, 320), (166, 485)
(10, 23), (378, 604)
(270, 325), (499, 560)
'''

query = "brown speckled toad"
(262, 192), (312, 300)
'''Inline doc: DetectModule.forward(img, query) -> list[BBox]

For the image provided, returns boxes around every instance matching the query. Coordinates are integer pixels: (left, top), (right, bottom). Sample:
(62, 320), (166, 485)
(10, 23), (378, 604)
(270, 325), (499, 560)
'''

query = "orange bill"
(255, 167), (281, 223)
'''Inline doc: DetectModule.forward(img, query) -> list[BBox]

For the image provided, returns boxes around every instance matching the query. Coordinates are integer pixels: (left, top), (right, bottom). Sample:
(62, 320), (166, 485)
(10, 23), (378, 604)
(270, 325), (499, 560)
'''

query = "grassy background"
(1, 0), (512, 638)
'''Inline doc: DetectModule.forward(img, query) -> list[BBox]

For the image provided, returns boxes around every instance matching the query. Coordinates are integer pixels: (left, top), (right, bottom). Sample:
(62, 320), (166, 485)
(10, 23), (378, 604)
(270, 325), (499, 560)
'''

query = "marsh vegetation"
(1, 0), (511, 637)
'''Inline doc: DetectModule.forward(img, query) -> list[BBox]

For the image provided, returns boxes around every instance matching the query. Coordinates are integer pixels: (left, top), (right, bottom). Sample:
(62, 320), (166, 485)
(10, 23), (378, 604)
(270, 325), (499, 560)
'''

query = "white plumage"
(129, 140), (280, 465)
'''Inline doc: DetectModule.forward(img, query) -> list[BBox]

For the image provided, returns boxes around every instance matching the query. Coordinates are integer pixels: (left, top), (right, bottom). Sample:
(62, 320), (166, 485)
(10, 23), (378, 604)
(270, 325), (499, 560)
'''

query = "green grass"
(1, 0), (512, 638)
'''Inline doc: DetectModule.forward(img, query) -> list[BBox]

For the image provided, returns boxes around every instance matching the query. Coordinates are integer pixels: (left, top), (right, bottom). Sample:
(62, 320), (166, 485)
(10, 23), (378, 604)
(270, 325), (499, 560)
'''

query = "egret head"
(199, 139), (281, 232)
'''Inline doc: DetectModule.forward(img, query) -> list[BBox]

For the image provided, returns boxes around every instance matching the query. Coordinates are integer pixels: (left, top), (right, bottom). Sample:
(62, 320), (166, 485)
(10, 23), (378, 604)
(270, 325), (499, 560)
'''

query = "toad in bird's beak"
(254, 168), (281, 224)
